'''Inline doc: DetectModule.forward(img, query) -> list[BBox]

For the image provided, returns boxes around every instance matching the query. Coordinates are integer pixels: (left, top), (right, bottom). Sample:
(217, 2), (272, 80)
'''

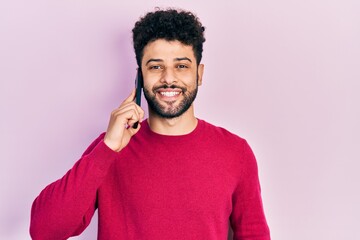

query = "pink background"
(1, 0), (359, 239)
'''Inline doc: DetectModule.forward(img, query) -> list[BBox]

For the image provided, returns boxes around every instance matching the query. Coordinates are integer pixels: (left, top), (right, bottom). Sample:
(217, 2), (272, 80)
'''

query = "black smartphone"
(133, 68), (143, 128)
(135, 68), (143, 106)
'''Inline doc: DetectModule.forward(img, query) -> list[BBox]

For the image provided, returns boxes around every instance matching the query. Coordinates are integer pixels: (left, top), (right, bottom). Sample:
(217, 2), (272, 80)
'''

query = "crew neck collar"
(141, 118), (204, 140)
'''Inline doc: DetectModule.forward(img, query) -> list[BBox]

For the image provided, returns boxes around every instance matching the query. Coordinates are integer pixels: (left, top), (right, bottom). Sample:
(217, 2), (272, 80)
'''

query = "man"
(30, 8), (270, 240)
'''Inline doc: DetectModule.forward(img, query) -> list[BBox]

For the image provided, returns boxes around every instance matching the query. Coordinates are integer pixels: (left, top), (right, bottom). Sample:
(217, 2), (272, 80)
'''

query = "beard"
(143, 83), (198, 119)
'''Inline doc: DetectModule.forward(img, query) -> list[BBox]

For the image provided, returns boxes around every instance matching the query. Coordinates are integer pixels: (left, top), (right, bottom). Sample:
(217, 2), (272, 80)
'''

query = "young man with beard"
(30, 9), (271, 240)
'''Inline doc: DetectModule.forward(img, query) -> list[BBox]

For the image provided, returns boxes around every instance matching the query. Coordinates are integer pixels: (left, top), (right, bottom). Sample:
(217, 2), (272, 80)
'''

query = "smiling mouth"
(160, 91), (180, 97)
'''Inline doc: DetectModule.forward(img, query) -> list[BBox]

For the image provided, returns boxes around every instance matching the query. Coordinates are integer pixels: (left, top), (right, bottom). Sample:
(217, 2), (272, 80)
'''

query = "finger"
(134, 104), (145, 120)
(116, 102), (145, 122)
(112, 108), (141, 125)
(113, 103), (141, 119)
(122, 88), (136, 105)
(128, 121), (142, 135)
(127, 117), (141, 128)
(131, 107), (144, 129)
(132, 105), (145, 129)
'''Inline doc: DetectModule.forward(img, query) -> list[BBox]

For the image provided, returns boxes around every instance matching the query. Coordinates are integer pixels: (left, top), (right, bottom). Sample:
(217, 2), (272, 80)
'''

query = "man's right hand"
(104, 89), (145, 152)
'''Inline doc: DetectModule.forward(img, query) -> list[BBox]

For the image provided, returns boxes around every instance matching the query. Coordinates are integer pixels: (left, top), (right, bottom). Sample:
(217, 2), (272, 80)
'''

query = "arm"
(30, 89), (145, 239)
(30, 135), (117, 239)
(230, 141), (271, 240)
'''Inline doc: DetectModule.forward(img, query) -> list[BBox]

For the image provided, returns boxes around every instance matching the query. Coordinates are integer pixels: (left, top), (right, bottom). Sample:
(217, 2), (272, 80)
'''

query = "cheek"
(180, 72), (198, 86)
(143, 79), (158, 90)
(142, 74), (157, 88)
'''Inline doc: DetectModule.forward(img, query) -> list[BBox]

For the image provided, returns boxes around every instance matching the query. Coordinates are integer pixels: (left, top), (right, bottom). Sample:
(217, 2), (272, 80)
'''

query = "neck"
(147, 105), (198, 135)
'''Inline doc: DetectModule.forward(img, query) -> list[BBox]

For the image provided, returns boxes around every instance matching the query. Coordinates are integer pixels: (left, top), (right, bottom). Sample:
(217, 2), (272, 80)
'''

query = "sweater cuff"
(85, 139), (118, 173)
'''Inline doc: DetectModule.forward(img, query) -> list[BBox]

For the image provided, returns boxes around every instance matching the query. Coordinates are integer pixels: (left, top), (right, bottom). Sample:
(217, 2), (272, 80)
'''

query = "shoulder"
(199, 119), (247, 145)
(198, 119), (258, 171)
(197, 119), (255, 157)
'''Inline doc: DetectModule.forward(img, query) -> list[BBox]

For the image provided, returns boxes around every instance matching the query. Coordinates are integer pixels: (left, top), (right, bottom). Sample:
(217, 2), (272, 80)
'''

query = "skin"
(104, 39), (204, 152)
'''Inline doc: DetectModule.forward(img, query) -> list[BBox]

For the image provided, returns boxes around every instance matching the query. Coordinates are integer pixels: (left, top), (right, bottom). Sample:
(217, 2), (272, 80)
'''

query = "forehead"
(142, 39), (195, 63)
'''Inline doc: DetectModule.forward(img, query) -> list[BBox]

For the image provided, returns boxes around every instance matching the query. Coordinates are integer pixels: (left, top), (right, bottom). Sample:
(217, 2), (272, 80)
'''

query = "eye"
(176, 64), (188, 69)
(149, 65), (163, 70)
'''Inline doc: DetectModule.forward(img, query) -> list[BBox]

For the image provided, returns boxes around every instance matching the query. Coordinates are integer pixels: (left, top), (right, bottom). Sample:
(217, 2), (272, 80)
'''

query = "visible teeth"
(160, 92), (179, 97)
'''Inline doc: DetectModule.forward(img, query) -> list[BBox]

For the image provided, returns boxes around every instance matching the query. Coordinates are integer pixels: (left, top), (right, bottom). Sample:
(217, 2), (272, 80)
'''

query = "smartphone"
(135, 68), (143, 106)
(133, 68), (143, 128)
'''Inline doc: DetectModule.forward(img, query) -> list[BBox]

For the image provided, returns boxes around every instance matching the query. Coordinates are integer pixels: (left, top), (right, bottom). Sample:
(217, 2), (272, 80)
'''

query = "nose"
(161, 68), (177, 85)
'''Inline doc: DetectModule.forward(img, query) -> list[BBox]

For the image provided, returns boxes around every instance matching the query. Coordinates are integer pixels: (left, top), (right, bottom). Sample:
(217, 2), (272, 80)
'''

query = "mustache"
(153, 84), (187, 92)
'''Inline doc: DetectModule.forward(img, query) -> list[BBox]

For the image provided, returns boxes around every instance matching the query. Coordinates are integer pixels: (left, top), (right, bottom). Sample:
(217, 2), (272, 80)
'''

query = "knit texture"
(30, 119), (270, 240)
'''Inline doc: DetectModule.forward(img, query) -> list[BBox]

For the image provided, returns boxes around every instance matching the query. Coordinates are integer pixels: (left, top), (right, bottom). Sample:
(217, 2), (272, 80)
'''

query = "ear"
(197, 64), (204, 86)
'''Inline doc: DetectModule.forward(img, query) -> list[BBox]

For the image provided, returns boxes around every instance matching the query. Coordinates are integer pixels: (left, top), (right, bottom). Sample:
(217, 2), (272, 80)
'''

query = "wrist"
(103, 137), (122, 152)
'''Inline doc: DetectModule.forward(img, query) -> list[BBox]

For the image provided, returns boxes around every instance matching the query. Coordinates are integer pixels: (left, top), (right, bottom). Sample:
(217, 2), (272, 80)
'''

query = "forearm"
(230, 141), (271, 240)
(30, 137), (117, 239)
(231, 193), (271, 240)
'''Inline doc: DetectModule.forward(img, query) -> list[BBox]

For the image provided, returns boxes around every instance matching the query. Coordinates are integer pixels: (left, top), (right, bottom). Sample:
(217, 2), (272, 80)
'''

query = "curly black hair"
(132, 8), (206, 66)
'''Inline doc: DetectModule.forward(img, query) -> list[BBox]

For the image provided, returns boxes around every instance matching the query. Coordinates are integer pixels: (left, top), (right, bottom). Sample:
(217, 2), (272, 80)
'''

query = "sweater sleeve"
(230, 140), (271, 240)
(30, 133), (118, 240)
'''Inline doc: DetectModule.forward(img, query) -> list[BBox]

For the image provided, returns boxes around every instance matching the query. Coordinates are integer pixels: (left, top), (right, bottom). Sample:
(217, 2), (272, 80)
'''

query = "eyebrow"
(175, 57), (192, 63)
(145, 57), (192, 66)
(145, 59), (163, 65)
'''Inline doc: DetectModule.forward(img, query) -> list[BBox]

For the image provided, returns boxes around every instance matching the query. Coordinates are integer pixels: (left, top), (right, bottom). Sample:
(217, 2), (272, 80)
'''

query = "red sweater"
(30, 119), (270, 240)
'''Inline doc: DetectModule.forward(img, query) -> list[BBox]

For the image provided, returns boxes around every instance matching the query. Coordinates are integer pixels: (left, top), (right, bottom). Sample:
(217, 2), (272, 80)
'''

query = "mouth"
(155, 87), (183, 101)
(160, 91), (180, 97)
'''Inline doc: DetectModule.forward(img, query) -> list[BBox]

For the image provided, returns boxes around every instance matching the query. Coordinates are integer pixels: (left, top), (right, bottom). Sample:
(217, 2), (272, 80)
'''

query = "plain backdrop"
(1, 0), (359, 239)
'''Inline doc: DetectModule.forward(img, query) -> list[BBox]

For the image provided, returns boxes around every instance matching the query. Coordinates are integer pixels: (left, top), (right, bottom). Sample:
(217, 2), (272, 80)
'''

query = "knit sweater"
(30, 119), (270, 240)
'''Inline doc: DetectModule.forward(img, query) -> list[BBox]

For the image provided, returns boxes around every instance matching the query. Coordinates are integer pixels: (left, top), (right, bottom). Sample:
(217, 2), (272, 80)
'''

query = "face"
(141, 39), (204, 119)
